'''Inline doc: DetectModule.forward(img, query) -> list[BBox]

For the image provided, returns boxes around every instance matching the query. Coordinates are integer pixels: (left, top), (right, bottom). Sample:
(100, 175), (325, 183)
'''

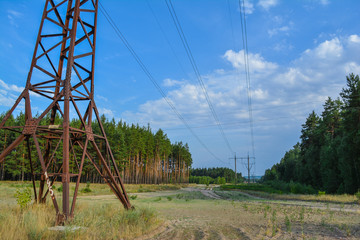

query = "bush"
(80, 182), (92, 193)
(189, 176), (215, 185)
(130, 195), (138, 200)
(318, 191), (326, 196)
(14, 188), (32, 210)
(355, 190), (360, 204)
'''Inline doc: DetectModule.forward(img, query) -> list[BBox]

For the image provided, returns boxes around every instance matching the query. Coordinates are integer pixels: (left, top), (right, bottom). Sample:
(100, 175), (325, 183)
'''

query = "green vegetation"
(262, 74), (360, 194)
(0, 202), (159, 240)
(189, 175), (226, 185)
(0, 114), (192, 184)
(190, 167), (244, 183)
(356, 190), (360, 204)
(221, 181), (316, 195)
(1, 181), (359, 239)
(14, 187), (32, 210)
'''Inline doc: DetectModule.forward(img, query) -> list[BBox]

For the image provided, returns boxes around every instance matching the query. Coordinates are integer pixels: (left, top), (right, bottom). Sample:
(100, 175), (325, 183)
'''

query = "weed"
(284, 215), (291, 232)
(167, 196), (173, 201)
(340, 203), (344, 211)
(321, 217), (327, 226)
(318, 191), (326, 196)
(339, 223), (352, 237)
(263, 205), (270, 219)
(299, 206), (305, 222)
(242, 203), (248, 211)
(130, 195), (138, 200)
(80, 182), (92, 193)
(271, 209), (277, 236)
(14, 188), (32, 210)
(355, 190), (360, 204)
(154, 197), (162, 202)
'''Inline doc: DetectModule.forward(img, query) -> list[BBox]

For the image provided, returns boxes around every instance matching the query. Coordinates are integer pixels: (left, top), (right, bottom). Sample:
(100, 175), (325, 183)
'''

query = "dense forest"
(0, 114), (192, 184)
(262, 74), (360, 194)
(190, 167), (244, 183)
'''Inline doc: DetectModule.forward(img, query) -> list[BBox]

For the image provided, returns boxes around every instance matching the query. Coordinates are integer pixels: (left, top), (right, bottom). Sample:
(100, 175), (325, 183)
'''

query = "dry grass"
(1, 181), (359, 239)
(0, 200), (160, 240)
(0, 181), (161, 240)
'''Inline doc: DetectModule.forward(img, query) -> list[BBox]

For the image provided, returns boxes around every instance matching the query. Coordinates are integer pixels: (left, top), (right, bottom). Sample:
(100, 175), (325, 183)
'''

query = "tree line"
(262, 74), (360, 194)
(190, 167), (244, 183)
(0, 113), (193, 184)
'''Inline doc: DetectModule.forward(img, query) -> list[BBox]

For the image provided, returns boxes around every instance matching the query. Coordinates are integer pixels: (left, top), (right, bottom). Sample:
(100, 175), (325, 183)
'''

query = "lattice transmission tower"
(0, 0), (131, 225)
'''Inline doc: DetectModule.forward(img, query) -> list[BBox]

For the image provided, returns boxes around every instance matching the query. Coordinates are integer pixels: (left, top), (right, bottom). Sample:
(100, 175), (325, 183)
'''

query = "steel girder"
(0, 0), (131, 225)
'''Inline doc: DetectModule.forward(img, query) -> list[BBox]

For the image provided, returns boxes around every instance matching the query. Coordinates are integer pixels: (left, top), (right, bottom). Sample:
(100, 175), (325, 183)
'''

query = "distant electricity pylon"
(0, 0), (131, 225)
(241, 154), (255, 183)
(231, 153), (255, 184)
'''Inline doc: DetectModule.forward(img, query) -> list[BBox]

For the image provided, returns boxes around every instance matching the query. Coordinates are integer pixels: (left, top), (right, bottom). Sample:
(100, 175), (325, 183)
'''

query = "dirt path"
(182, 187), (223, 200)
(231, 190), (360, 214)
(133, 187), (360, 240)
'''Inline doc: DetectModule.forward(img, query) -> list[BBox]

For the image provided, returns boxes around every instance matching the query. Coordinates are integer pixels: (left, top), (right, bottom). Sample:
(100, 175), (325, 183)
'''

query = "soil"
(79, 186), (360, 239)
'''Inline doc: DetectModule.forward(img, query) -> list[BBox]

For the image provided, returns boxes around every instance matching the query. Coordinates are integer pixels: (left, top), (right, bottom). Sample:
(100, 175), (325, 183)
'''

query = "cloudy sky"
(0, 0), (360, 176)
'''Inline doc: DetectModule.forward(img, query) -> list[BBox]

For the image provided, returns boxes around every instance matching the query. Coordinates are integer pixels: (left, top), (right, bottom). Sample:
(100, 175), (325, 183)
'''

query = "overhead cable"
(239, 0), (256, 159)
(165, 0), (234, 154)
(98, 2), (227, 165)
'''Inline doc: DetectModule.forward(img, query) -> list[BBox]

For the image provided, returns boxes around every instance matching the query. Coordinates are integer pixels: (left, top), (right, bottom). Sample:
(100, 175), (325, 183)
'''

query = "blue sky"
(1, 0), (360, 177)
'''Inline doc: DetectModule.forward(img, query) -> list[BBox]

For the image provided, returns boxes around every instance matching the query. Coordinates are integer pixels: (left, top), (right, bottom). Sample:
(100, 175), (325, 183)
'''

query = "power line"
(239, 0), (255, 159)
(165, 0), (234, 154)
(146, 0), (189, 79)
(98, 2), (226, 164)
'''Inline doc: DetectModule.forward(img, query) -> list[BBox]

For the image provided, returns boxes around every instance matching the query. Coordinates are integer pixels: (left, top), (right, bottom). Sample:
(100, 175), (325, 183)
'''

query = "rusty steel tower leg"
(0, 0), (131, 225)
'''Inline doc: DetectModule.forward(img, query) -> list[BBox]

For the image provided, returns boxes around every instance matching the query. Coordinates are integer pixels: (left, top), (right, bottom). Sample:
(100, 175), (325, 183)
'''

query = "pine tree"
(338, 73), (360, 193)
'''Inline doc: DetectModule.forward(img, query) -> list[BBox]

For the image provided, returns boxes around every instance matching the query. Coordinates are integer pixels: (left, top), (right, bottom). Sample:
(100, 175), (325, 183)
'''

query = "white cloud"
(0, 79), (24, 93)
(344, 62), (360, 74)
(251, 88), (268, 100)
(312, 38), (343, 59)
(98, 107), (114, 118)
(275, 67), (311, 86)
(240, 0), (255, 15)
(348, 34), (360, 44)
(224, 50), (278, 73)
(96, 94), (108, 102)
(268, 22), (293, 37)
(123, 35), (360, 132)
(7, 10), (22, 27)
(120, 34), (360, 174)
(163, 78), (184, 87)
(258, 0), (279, 10)
(318, 0), (330, 6)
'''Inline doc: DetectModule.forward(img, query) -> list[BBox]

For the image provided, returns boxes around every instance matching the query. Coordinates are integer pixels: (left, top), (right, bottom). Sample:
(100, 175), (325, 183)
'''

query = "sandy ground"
(115, 186), (360, 240)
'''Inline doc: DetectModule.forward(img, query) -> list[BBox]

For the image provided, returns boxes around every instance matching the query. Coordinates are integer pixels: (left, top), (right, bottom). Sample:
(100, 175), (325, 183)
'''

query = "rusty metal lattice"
(0, 0), (131, 225)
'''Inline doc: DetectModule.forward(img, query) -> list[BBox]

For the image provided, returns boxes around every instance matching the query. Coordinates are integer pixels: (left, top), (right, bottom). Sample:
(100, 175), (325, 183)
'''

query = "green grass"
(213, 190), (251, 200)
(221, 183), (358, 204)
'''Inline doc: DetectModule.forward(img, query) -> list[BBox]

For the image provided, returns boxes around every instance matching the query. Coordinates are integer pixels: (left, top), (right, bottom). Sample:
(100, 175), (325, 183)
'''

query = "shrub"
(355, 190), (360, 204)
(130, 195), (138, 200)
(80, 182), (92, 193)
(318, 191), (326, 196)
(14, 188), (32, 210)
